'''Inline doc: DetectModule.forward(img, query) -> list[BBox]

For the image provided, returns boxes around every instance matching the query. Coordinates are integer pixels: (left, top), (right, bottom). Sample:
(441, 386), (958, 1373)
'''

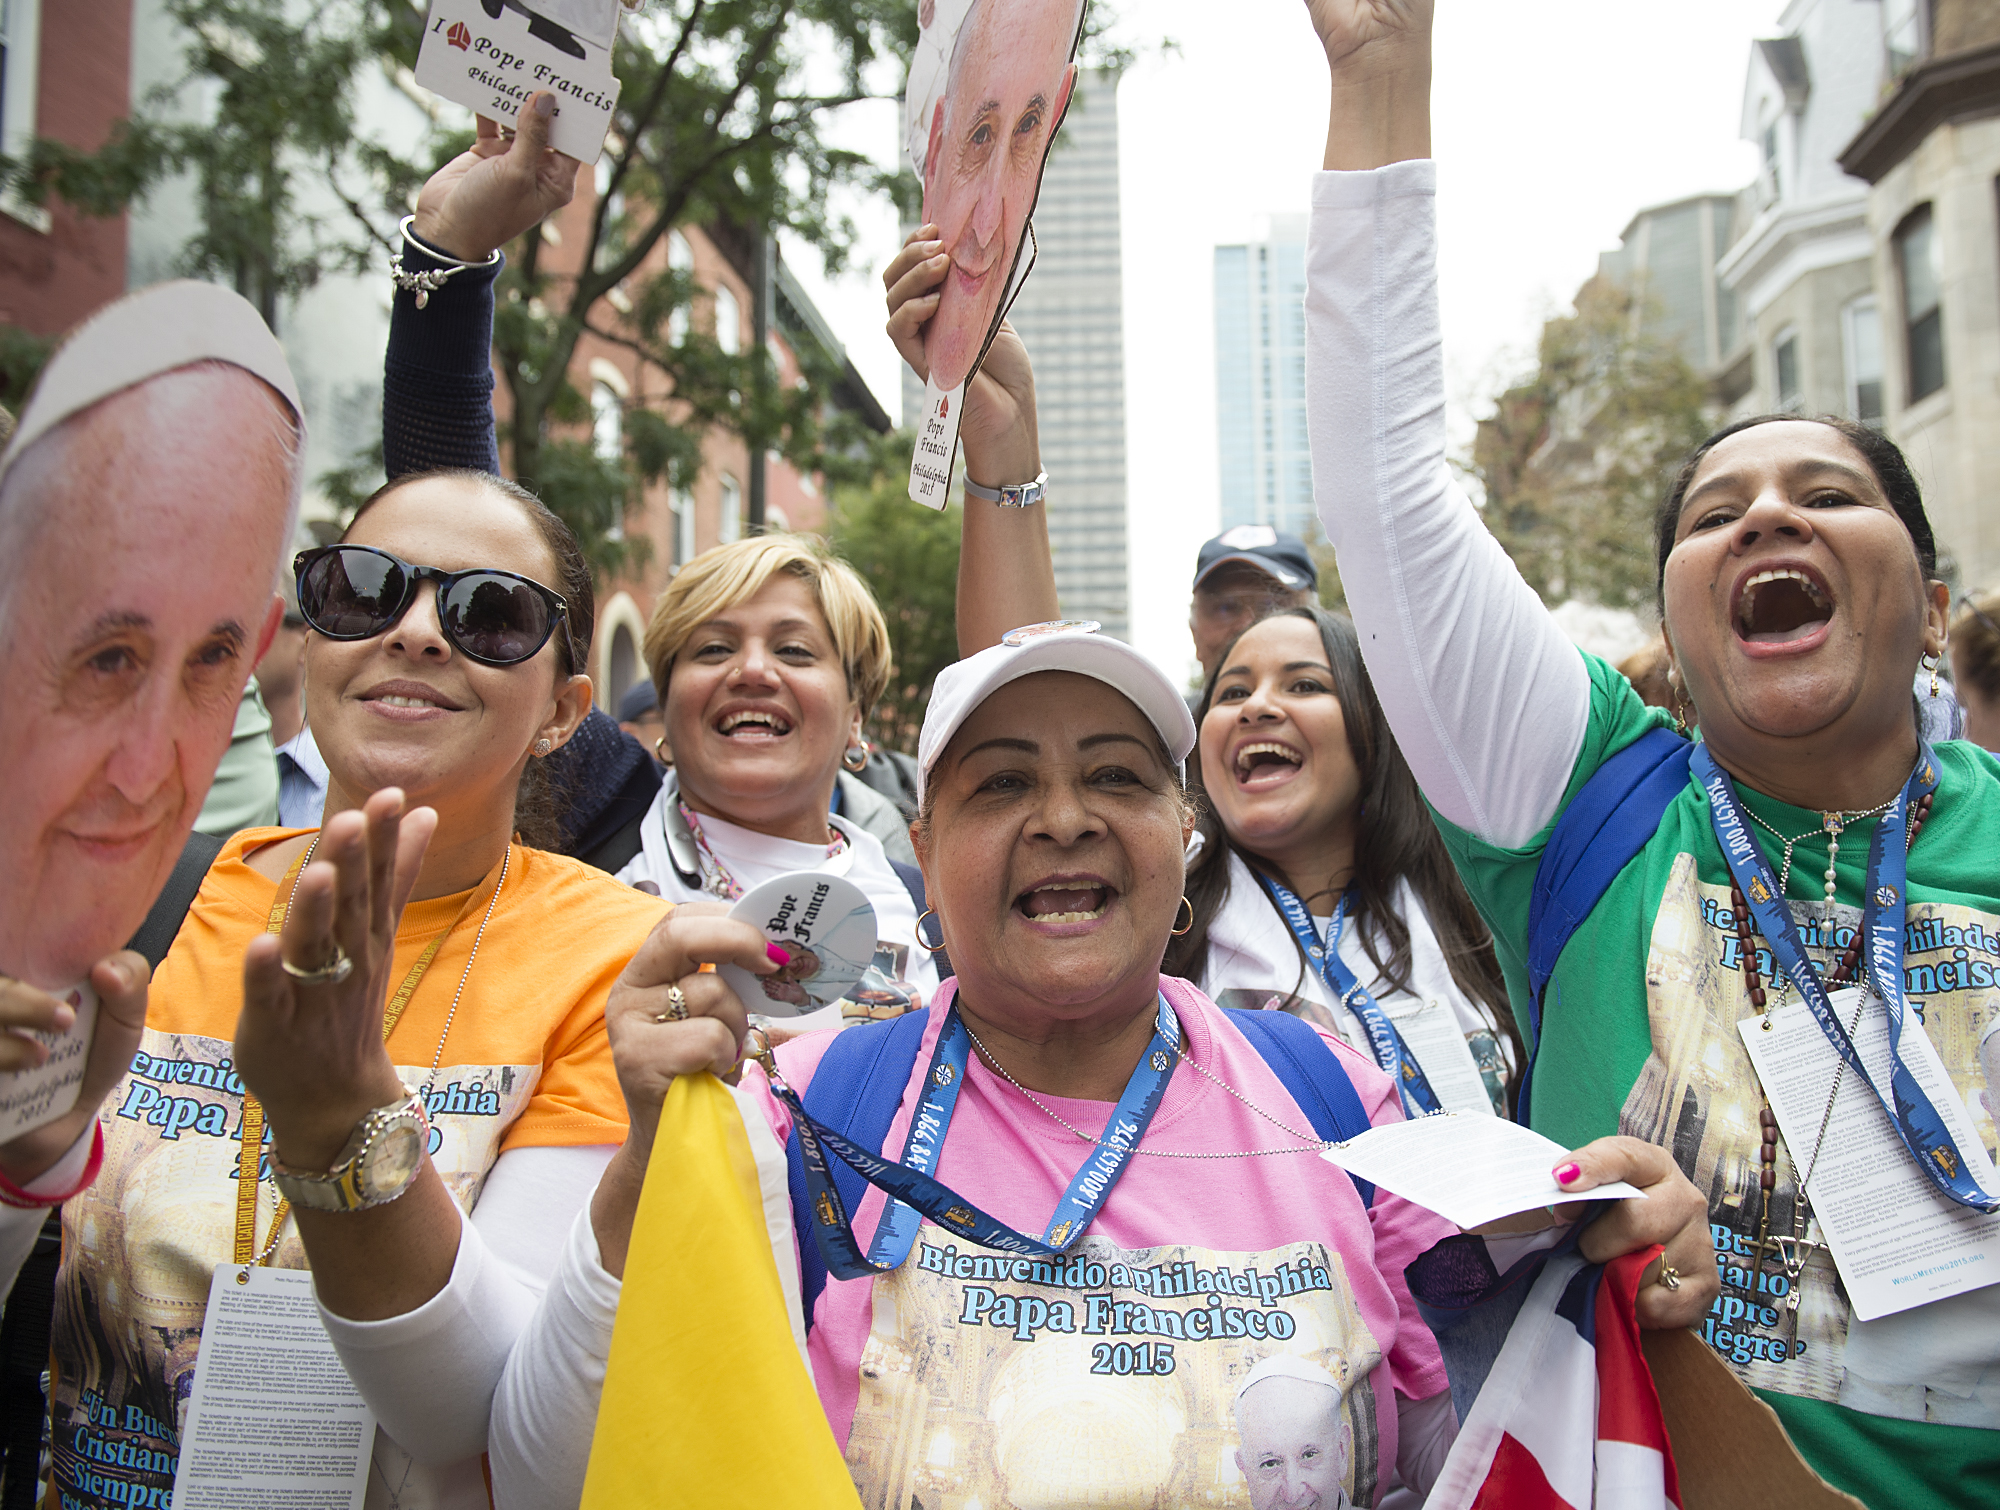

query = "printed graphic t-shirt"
(1435, 653), (2000, 1507)
(52, 828), (667, 1510)
(745, 975), (1454, 1509)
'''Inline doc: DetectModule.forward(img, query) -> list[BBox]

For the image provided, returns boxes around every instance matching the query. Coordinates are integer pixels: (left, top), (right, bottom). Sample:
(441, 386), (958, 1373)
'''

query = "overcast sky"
(784, 0), (1794, 682)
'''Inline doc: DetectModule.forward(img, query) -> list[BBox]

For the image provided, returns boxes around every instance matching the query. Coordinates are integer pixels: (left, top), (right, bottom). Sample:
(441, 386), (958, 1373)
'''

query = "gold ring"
(1655, 1260), (1682, 1291)
(653, 983), (689, 1024)
(281, 944), (353, 987)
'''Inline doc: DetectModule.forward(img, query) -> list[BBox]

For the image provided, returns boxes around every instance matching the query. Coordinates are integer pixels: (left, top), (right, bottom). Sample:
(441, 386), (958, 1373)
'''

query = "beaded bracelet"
(389, 215), (501, 310)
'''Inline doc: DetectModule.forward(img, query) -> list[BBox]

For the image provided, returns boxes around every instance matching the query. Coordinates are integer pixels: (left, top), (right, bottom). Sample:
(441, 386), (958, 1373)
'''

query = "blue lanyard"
(1255, 875), (1444, 1117)
(1694, 743), (1994, 1213)
(773, 995), (1182, 1282)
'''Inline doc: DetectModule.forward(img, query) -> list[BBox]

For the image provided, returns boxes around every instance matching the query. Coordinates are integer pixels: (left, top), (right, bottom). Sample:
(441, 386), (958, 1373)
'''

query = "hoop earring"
(654, 736), (670, 762)
(1171, 896), (1195, 936)
(843, 740), (871, 773)
(915, 907), (948, 954)
(1923, 651), (1942, 700)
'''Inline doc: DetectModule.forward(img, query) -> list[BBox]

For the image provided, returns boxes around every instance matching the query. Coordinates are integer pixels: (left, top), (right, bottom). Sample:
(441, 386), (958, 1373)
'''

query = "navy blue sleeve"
(383, 230), (503, 480)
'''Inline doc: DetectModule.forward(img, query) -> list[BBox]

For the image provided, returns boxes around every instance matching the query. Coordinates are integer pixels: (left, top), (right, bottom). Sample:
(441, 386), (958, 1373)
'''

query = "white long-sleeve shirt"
(1304, 161), (1589, 850)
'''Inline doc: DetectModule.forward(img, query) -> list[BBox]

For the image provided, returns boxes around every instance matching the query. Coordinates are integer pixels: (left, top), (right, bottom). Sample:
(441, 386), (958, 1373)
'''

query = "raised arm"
(1302, 2), (1590, 848)
(384, 94), (581, 480)
(884, 232), (1060, 655)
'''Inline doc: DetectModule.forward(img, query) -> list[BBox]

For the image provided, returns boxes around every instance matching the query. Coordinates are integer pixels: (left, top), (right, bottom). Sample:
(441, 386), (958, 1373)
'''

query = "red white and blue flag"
(1424, 1248), (1681, 1510)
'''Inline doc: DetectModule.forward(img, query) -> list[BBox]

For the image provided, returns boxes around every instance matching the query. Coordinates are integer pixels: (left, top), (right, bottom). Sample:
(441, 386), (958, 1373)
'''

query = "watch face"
(356, 1117), (425, 1200)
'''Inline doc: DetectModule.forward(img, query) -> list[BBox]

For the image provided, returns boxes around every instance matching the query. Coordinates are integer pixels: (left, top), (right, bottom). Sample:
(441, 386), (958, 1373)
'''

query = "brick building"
(0, 0), (132, 335)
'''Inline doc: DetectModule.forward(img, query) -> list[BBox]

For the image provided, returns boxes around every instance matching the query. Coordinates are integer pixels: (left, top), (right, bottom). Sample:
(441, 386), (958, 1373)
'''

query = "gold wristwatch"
(271, 1090), (430, 1212)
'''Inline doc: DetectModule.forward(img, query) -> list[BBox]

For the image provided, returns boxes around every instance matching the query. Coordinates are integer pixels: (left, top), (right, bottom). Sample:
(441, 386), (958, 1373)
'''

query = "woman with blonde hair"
(612, 533), (940, 993)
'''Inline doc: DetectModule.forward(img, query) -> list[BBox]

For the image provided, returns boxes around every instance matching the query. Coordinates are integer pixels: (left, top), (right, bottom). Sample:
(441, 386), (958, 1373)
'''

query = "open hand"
(1303, 0), (1433, 67)
(413, 90), (584, 262)
(236, 791), (436, 1172)
(885, 225), (1043, 486)
(0, 951), (150, 1184)
(1555, 1136), (1719, 1329)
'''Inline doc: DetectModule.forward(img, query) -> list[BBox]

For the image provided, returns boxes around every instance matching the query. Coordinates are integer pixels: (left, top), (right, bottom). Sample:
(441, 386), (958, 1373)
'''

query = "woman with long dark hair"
(1166, 605), (1520, 1115)
(1301, 3), (1998, 1501)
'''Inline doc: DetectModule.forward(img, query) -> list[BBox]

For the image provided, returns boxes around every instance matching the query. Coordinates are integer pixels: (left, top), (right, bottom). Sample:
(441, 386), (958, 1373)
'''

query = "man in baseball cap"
(1189, 525), (1320, 684)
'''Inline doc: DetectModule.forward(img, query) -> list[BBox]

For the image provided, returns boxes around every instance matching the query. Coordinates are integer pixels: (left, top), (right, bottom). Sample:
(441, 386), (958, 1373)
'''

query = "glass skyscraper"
(1213, 216), (1311, 537)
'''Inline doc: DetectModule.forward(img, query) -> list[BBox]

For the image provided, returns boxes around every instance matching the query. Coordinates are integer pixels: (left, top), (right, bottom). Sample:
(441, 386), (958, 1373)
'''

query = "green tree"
(1470, 277), (1715, 610)
(12, 0), (1133, 580)
(828, 439), (960, 754)
(8, 1), (423, 328)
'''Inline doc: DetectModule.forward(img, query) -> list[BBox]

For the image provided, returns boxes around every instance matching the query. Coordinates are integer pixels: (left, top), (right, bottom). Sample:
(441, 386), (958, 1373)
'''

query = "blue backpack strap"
(1223, 1007), (1377, 1208)
(1521, 726), (1691, 1122)
(784, 1010), (933, 1329)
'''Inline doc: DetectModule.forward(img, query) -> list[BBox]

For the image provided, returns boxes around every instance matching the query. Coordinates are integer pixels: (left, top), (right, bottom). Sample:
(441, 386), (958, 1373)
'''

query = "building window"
(607, 623), (637, 711)
(1772, 328), (1801, 412)
(715, 285), (740, 355)
(591, 381), (622, 462)
(1760, 120), (1783, 204)
(1895, 205), (1945, 404)
(667, 232), (692, 344)
(0, 0), (46, 232)
(718, 473), (741, 544)
(1843, 298), (1884, 424)
(669, 486), (695, 567)
(1883, 0), (1924, 78)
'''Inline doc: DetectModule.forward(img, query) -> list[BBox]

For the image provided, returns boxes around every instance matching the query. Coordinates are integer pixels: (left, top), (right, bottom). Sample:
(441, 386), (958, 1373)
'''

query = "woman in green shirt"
(1296, 2), (1998, 1504)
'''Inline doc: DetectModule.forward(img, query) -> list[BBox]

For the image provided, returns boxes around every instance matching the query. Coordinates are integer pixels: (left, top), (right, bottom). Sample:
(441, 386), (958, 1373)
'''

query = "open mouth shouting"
(716, 706), (794, 743)
(1232, 740), (1304, 790)
(1017, 876), (1114, 927)
(1733, 564), (1834, 653)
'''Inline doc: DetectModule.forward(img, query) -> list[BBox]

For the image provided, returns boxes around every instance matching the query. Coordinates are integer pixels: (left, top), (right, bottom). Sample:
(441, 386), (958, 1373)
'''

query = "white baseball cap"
(917, 621), (1196, 799)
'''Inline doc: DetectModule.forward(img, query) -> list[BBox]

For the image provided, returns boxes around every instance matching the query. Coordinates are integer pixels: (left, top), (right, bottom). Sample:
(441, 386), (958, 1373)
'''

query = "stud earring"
(534, 738), (553, 757)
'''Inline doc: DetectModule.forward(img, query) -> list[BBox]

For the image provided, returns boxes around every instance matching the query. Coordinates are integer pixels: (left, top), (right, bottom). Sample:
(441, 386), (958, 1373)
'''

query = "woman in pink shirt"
(489, 623), (1717, 1509)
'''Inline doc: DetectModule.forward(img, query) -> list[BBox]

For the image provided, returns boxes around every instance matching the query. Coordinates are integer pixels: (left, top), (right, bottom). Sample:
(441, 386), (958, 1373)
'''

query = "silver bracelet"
(390, 215), (500, 309)
(962, 469), (1048, 508)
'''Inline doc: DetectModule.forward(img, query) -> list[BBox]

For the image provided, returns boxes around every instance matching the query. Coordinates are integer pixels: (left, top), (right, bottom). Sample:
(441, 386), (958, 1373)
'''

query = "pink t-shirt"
(745, 975), (1453, 1509)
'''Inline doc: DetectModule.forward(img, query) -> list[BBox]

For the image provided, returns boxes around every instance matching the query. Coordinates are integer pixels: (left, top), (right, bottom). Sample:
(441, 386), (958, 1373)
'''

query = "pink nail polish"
(766, 942), (792, 966)
(1554, 1162), (1582, 1186)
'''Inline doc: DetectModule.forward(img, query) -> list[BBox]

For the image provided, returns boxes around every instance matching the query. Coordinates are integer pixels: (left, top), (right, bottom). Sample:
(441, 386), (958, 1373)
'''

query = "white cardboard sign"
(415, 0), (623, 164)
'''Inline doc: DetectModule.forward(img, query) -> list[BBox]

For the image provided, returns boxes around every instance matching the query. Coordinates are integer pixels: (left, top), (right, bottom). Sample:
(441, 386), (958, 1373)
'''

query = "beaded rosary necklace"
(1731, 787), (1936, 1312)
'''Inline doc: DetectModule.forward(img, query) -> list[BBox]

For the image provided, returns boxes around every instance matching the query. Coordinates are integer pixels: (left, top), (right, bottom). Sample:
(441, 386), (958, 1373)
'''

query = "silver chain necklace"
(958, 1016), (1332, 1161)
(1744, 792), (1899, 899)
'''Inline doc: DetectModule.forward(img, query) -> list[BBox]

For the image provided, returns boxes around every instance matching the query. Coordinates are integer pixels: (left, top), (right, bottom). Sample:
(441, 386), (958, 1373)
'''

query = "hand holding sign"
(885, 226), (1042, 495)
(414, 90), (583, 262)
(902, 0), (1086, 508)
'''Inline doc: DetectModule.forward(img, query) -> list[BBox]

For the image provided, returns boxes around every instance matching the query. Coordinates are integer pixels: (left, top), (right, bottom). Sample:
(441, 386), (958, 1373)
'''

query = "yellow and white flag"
(581, 1072), (863, 1508)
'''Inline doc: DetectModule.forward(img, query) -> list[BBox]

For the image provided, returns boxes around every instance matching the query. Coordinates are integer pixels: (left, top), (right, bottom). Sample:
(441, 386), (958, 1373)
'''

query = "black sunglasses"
(295, 545), (582, 670)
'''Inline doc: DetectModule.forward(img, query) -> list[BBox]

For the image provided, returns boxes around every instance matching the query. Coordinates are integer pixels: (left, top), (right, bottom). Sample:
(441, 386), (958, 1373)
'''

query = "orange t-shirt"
(51, 828), (667, 1510)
